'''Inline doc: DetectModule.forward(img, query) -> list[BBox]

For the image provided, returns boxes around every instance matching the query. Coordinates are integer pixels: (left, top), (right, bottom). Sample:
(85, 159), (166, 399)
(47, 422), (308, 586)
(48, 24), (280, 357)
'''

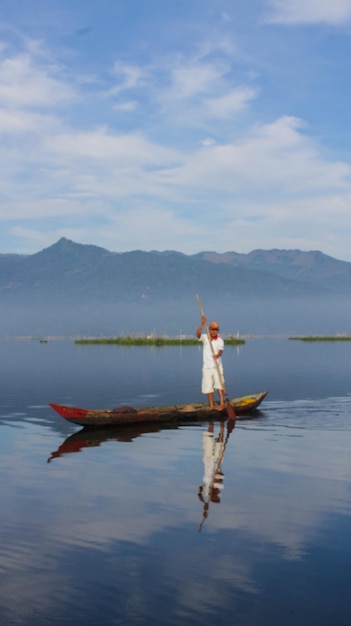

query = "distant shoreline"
(2, 334), (351, 343)
(289, 336), (351, 341)
(74, 336), (246, 346)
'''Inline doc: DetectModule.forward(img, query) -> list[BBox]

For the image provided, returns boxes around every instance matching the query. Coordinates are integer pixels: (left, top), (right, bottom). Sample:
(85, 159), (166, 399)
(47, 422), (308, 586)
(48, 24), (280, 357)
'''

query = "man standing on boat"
(196, 315), (225, 411)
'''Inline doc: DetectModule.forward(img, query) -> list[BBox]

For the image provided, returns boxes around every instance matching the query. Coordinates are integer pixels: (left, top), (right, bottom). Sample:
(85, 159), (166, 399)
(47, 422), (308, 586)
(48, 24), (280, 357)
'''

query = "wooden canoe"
(49, 390), (268, 428)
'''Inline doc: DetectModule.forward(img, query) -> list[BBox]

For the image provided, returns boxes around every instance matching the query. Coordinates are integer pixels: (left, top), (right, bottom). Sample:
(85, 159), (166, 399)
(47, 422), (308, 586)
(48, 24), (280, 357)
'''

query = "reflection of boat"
(47, 423), (167, 462)
(49, 391), (268, 428)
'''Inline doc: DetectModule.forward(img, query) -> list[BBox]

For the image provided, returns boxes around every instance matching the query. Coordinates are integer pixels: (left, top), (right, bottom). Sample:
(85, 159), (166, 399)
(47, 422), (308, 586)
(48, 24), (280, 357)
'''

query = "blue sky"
(1, 0), (351, 260)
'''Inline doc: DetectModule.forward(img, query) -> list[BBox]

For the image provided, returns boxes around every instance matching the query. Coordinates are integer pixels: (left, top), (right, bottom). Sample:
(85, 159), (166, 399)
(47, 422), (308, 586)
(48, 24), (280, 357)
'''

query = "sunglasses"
(210, 327), (219, 331)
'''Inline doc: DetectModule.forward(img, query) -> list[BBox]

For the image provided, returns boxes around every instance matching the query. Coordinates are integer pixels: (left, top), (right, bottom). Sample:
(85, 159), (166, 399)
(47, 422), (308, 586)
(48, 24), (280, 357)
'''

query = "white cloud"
(1, 25), (351, 260)
(113, 100), (137, 112)
(198, 138), (216, 147)
(170, 61), (226, 99)
(266, 0), (351, 25)
(156, 116), (351, 198)
(205, 87), (257, 119)
(0, 53), (75, 108)
(47, 129), (177, 164)
(156, 57), (256, 128)
(107, 61), (145, 98)
(107, 207), (200, 251)
(2, 109), (351, 261)
(0, 107), (59, 133)
(0, 196), (96, 221)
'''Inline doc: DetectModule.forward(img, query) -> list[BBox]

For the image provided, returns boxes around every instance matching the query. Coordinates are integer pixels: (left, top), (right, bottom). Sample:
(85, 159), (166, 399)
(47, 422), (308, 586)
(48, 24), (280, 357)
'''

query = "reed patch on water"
(75, 336), (245, 346)
(289, 336), (351, 341)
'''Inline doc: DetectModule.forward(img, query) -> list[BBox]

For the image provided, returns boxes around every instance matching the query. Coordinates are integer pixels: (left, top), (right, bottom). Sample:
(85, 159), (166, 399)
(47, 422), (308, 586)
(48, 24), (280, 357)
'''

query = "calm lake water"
(1, 338), (351, 626)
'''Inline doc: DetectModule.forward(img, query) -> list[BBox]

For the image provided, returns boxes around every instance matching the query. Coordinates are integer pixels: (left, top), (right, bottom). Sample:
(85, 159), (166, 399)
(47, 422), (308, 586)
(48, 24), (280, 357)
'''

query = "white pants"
(202, 367), (224, 394)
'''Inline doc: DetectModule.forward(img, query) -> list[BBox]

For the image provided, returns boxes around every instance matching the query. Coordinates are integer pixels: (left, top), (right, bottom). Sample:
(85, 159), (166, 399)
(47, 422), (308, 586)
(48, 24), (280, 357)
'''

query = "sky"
(1, 0), (351, 260)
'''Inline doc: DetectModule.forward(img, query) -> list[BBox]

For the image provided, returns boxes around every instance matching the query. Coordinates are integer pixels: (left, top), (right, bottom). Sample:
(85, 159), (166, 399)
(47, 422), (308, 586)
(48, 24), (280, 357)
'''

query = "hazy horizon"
(2, 295), (351, 338)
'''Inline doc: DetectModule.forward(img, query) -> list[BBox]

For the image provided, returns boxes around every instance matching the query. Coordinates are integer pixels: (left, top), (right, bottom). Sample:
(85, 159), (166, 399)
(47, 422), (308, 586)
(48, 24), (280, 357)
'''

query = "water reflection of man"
(198, 422), (225, 505)
(198, 420), (235, 531)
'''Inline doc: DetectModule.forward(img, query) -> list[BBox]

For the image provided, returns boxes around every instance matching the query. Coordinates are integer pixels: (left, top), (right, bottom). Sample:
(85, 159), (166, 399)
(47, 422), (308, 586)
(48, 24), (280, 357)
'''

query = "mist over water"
(2, 295), (351, 337)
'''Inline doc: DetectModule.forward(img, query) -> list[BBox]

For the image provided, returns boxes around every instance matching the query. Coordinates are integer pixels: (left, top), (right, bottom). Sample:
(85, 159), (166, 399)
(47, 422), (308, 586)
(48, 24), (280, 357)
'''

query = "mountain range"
(1, 238), (351, 336)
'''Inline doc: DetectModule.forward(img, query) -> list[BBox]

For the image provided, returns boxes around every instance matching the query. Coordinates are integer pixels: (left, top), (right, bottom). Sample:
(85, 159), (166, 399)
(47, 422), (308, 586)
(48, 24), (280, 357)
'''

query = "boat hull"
(49, 391), (268, 428)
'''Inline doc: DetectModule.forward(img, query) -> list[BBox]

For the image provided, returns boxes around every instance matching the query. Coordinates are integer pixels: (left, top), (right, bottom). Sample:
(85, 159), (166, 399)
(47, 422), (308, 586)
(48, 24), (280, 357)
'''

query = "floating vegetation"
(75, 336), (245, 347)
(226, 336), (245, 345)
(289, 336), (351, 342)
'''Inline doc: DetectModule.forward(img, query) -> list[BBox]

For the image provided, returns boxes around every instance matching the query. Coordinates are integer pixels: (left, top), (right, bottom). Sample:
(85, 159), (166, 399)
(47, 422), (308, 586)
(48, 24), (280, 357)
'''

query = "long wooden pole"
(196, 294), (236, 420)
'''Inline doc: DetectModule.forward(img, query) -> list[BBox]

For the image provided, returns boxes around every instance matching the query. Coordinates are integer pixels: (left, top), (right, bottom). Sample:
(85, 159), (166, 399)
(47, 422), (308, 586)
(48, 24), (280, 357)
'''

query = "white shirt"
(199, 333), (224, 369)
